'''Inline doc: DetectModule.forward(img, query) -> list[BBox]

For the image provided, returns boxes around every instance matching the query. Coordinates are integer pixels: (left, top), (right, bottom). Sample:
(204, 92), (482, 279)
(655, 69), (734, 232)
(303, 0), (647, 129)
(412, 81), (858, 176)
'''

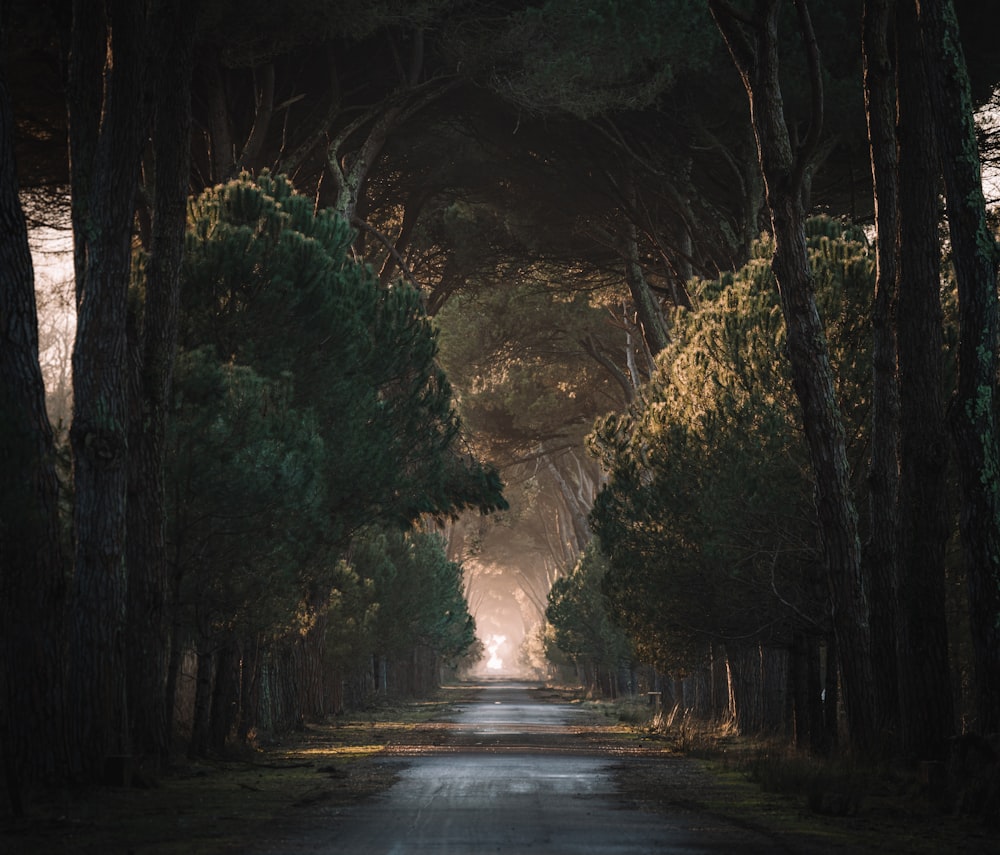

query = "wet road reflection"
(253, 680), (788, 854)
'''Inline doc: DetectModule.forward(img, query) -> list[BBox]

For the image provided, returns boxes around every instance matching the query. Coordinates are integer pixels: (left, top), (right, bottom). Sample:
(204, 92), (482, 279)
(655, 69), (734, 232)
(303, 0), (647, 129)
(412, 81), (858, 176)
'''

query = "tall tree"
(66, 0), (151, 779)
(919, 0), (1000, 735)
(708, 0), (877, 751)
(124, 1), (197, 768)
(861, 0), (902, 747)
(590, 221), (873, 694)
(0, 43), (67, 813)
(893, 0), (954, 759)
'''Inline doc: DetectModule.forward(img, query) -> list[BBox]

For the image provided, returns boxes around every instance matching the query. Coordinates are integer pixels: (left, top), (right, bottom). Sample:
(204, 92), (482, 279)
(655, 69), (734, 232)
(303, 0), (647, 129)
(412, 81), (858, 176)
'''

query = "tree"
(546, 542), (632, 695)
(860, 0), (902, 749)
(179, 172), (505, 534)
(66, 0), (152, 780)
(124, 0), (197, 769)
(166, 353), (328, 755)
(890, 0), (953, 759)
(191, 1), (459, 224)
(0, 42), (67, 813)
(708, 0), (877, 753)
(919, 0), (1000, 735)
(353, 526), (478, 696)
(589, 220), (874, 744)
(167, 171), (504, 750)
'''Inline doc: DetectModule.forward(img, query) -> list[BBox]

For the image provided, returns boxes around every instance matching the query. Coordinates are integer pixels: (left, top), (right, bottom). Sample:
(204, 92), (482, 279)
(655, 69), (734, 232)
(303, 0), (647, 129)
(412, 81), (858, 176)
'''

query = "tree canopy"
(588, 219), (874, 670)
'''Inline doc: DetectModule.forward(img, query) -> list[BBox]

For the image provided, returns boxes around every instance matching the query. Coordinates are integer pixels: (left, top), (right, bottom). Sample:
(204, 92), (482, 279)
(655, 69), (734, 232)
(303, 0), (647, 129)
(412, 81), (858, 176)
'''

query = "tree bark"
(622, 172), (671, 356)
(125, 1), (195, 769)
(189, 643), (215, 758)
(0, 61), (68, 811)
(204, 58), (235, 184)
(67, 0), (150, 780)
(709, 0), (877, 752)
(728, 645), (764, 735)
(919, 0), (1000, 735)
(862, 0), (902, 748)
(894, 0), (954, 759)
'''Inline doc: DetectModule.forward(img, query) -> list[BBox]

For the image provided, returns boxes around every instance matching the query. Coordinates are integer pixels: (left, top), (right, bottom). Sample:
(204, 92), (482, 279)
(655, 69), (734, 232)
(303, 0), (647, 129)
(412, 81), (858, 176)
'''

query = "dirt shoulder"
(571, 694), (997, 855)
(0, 686), (481, 855)
(2, 684), (996, 854)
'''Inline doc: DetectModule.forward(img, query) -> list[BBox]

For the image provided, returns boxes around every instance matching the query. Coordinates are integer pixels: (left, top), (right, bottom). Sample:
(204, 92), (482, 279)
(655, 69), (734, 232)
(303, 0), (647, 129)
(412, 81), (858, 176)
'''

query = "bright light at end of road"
(486, 634), (506, 671)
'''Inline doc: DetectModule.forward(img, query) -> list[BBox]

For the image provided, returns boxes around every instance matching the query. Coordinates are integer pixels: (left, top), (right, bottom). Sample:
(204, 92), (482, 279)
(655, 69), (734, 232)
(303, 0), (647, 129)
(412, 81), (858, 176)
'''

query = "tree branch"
(580, 335), (635, 404)
(236, 62), (274, 172)
(791, 0), (824, 191)
(707, 0), (758, 80)
(351, 217), (418, 287)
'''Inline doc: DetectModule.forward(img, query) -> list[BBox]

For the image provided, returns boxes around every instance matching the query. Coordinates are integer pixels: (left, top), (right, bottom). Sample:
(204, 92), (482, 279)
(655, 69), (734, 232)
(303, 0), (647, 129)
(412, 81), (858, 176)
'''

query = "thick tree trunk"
(0, 66), (68, 811)
(67, 0), (150, 780)
(862, 0), (902, 748)
(209, 641), (240, 753)
(760, 646), (789, 735)
(894, 2), (954, 760)
(728, 645), (764, 735)
(919, 0), (1000, 735)
(125, 2), (195, 771)
(709, 0), (876, 752)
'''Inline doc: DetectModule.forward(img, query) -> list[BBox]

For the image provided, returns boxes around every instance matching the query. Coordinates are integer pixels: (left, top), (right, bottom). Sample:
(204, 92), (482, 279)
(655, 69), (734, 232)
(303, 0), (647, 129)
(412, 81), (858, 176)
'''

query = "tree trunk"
(919, 0), (1000, 735)
(822, 635), (840, 751)
(203, 58), (235, 184)
(0, 64), (68, 811)
(622, 173), (671, 357)
(728, 645), (764, 735)
(189, 644), (215, 758)
(209, 641), (240, 753)
(125, 1), (195, 770)
(862, 0), (902, 748)
(804, 635), (825, 754)
(709, 0), (876, 752)
(759, 646), (787, 736)
(894, 1), (954, 760)
(67, 0), (150, 780)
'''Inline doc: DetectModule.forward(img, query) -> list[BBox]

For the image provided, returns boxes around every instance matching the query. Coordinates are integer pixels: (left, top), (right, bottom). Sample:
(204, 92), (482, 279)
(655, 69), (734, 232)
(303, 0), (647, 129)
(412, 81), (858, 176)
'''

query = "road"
(249, 680), (793, 854)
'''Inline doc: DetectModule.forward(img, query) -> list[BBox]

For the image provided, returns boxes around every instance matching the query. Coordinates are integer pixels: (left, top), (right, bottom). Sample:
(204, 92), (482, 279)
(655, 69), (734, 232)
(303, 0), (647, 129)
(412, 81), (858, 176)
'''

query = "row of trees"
(545, 0), (999, 769)
(564, 221), (876, 751)
(169, 173), (495, 755)
(1, 33), (503, 808)
(4, 0), (1000, 812)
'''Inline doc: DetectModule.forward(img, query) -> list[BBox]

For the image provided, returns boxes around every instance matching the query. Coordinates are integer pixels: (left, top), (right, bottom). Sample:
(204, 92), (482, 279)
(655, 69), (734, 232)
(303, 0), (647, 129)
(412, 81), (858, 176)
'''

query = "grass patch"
(1, 686), (478, 855)
(579, 694), (658, 727)
(604, 704), (996, 855)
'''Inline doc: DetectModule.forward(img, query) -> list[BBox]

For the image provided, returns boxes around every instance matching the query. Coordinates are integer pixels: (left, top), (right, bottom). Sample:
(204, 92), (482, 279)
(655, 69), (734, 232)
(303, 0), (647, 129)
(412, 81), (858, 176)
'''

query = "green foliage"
(588, 218), (874, 669)
(349, 526), (478, 666)
(167, 171), (503, 653)
(458, 0), (715, 118)
(195, 0), (459, 65)
(167, 348), (330, 640)
(545, 540), (632, 671)
(435, 275), (622, 456)
(181, 171), (505, 532)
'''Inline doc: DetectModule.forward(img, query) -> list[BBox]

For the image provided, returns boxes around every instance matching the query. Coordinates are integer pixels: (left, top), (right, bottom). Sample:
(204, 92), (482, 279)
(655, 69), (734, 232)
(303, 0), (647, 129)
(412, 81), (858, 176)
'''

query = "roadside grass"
(0, 687), (477, 855)
(6, 684), (994, 854)
(575, 691), (996, 854)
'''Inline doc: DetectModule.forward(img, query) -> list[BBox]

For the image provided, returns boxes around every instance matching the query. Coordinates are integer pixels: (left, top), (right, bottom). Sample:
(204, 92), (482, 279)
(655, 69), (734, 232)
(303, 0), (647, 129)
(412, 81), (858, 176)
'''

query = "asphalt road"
(251, 680), (790, 854)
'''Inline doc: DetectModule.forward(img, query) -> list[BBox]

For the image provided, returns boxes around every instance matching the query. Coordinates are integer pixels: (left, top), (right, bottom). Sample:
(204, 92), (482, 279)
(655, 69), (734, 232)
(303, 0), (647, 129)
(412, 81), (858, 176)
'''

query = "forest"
(2, 0), (1000, 822)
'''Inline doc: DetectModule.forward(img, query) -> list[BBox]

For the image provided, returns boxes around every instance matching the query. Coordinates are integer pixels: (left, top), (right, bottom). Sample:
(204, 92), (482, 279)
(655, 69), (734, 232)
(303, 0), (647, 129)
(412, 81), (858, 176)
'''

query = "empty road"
(248, 680), (796, 854)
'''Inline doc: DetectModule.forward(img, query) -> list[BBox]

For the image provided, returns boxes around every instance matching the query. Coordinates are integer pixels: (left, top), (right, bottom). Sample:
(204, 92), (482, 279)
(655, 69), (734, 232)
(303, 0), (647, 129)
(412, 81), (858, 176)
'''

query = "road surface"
(248, 680), (795, 854)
